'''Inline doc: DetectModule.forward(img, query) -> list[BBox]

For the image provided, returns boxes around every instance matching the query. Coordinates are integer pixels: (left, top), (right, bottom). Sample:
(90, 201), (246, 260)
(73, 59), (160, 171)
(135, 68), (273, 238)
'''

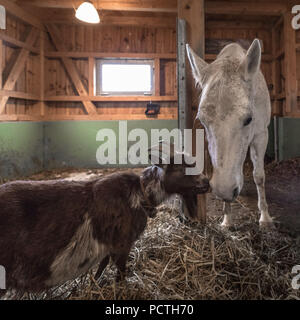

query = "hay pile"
(2, 166), (299, 300)
(22, 199), (299, 300)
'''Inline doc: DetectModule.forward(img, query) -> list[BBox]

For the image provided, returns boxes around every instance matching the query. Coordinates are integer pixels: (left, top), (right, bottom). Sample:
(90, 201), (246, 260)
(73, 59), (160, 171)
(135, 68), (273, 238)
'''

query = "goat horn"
(148, 140), (175, 158)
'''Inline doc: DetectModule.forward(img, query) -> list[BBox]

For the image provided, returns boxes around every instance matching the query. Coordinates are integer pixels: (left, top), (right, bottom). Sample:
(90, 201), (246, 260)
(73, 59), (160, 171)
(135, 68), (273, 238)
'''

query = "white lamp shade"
(75, 2), (100, 24)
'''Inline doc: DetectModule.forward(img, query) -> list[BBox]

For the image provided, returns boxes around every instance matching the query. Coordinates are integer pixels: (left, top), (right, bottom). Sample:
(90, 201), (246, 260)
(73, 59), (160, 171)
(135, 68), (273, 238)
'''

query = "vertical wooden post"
(178, 0), (205, 128)
(283, 9), (298, 115)
(88, 57), (95, 96)
(40, 30), (45, 116)
(271, 24), (279, 116)
(154, 58), (160, 96)
(0, 39), (2, 90)
(178, 0), (207, 224)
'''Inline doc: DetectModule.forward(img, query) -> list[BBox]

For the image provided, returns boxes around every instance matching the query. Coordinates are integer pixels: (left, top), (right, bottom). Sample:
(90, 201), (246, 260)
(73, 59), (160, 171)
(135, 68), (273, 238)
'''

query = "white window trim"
(96, 59), (154, 96)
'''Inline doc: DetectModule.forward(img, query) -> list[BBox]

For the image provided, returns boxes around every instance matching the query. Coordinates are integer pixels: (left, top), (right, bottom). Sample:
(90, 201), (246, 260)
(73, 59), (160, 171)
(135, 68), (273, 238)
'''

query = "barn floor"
(2, 159), (300, 300)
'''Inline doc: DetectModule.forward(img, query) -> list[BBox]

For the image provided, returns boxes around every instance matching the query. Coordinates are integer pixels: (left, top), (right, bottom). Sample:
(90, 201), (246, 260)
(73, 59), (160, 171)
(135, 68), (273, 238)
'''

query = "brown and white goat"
(0, 144), (209, 295)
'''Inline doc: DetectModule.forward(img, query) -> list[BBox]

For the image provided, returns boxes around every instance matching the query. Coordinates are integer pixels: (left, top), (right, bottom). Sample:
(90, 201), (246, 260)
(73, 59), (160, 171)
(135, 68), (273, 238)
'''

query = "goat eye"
(244, 117), (252, 126)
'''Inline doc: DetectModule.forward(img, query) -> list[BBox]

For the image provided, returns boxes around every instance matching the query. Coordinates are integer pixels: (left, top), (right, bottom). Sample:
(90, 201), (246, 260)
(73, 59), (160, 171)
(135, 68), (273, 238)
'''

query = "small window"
(96, 59), (154, 95)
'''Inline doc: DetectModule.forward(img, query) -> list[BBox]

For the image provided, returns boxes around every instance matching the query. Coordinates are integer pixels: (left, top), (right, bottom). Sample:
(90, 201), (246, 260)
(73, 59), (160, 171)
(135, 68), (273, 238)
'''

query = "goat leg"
(112, 253), (129, 282)
(95, 255), (110, 280)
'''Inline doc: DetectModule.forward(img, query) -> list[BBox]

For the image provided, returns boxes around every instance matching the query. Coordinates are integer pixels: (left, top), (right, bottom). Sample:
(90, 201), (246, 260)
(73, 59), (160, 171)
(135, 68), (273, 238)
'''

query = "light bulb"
(75, 1), (100, 24)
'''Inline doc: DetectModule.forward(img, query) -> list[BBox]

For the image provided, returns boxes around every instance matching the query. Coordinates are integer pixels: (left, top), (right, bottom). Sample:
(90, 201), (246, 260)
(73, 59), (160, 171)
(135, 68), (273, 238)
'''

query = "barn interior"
(0, 0), (299, 300)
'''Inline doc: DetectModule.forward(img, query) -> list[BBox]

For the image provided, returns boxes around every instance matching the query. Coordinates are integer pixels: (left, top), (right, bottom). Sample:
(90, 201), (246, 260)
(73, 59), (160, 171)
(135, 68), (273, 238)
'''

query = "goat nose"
(233, 187), (239, 200)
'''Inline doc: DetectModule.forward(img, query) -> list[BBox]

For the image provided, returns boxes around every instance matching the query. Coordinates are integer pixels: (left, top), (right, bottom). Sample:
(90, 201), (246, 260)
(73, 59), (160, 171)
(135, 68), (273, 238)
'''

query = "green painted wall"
(266, 119), (275, 159)
(266, 117), (300, 161)
(44, 120), (178, 169)
(0, 117), (298, 179)
(278, 117), (300, 161)
(0, 122), (44, 179)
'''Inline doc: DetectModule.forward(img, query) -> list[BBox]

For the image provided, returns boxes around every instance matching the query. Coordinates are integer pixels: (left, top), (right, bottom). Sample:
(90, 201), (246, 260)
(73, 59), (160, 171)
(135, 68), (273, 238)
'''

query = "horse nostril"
(233, 187), (239, 199)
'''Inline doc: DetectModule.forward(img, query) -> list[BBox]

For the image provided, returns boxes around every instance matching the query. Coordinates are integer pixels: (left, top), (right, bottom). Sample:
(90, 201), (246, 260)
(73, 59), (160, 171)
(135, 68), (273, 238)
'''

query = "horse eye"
(244, 117), (252, 126)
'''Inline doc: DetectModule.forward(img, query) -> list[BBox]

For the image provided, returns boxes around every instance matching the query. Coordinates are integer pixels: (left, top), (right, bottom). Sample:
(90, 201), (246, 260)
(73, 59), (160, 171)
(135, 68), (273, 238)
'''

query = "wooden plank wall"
(0, 11), (177, 121)
(44, 24), (177, 120)
(205, 16), (277, 114)
(0, 13), (42, 118)
(271, 7), (300, 118)
(0, 2), (299, 121)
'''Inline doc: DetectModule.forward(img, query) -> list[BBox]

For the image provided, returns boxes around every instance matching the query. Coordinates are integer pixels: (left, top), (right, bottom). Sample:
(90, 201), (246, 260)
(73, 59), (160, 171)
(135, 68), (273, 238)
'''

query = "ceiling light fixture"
(75, 1), (100, 24)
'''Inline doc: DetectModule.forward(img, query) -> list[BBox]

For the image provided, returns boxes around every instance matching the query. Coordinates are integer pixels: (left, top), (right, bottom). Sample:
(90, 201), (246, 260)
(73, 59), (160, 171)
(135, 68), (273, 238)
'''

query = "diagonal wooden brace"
(0, 28), (39, 114)
(46, 24), (97, 115)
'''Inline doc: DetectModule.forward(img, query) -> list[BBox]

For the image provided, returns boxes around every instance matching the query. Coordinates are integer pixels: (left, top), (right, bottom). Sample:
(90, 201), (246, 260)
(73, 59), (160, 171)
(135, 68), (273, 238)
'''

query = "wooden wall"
(205, 15), (276, 114)
(0, 5), (177, 121)
(271, 7), (300, 118)
(43, 23), (177, 120)
(0, 0), (299, 121)
(0, 12), (42, 120)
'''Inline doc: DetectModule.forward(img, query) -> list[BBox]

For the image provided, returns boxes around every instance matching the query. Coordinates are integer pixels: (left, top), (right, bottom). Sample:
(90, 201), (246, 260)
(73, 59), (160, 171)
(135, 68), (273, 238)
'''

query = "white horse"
(186, 39), (273, 228)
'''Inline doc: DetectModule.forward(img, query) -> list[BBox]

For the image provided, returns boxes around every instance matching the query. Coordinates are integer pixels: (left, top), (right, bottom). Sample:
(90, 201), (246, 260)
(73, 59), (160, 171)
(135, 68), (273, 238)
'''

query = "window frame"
(95, 59), (155, 96)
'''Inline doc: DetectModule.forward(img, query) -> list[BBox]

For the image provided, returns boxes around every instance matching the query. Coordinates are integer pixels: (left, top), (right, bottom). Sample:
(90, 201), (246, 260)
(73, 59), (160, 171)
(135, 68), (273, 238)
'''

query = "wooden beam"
(283, 11), (298, 114)
(272, 27), (280, 115)
(41, 114), (178, 121)
(206, 20), (272, 30)
(178, 0), (206, 224)
(177, 18), (187, 134)
(0, 90), (39, 100)
(273, 15), (284, 30)
(178, 0), (205, 127)
(88, 57), (95, 97)
(0, 0), (44, 30)
(42, 13), (176, 28)
(206, 38), (264, 54)
(275, 49), (284, 60)
(276, 92), (286, 100)
(91, 15), (176, 28)
(205, 53), (273, 62)
(45, 52), (176, 59)
(0, 32), (40, 54)
(46, 24), (97, 115)
(0, 28), (39, 114)
(205, 1), (287, 16)
(39, 30), (45, 116)
(17, 0), (177, 13)
(44, 95), (177, 102)
(0, 39), (2, 90)
(0, 114), (42, 121)
(154, 58), (160, 96)
(0, 111), (178, 122)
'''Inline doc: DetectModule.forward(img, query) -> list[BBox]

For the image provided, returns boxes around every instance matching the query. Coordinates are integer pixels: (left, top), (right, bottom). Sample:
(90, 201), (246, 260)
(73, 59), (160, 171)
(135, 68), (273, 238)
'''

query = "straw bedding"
(22, 195), (299, 300)
(2, 164), (299, 300)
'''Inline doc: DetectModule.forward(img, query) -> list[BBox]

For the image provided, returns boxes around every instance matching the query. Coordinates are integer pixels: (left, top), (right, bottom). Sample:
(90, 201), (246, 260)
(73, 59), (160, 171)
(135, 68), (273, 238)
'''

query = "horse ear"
(186, 44), (208, 88)
(239, 39), (261, 80)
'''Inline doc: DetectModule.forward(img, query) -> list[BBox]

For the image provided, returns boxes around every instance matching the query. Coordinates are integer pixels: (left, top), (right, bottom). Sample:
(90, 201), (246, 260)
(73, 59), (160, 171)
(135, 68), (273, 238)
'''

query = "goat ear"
(186, 44), (208, 88)
(239, 39), (261, 81)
